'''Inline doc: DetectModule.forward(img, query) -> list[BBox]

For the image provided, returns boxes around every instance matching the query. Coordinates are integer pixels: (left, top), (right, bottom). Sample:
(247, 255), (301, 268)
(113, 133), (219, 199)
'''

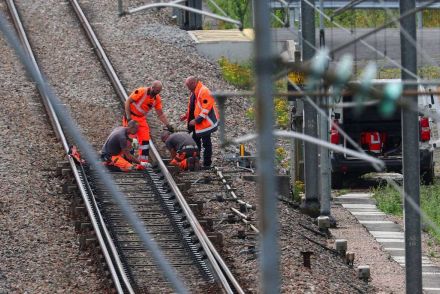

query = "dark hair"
(127, 120), (138, 128)
(161, 130), (171, 142)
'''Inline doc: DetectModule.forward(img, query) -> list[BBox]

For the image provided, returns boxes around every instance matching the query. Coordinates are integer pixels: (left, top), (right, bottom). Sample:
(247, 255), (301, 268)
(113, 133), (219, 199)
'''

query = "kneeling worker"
(161, 131), (200, 171)
(101, 120), (147, 171)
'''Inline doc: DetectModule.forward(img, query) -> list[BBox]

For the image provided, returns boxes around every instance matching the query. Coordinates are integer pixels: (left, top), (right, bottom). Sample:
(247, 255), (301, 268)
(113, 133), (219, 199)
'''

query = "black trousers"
(192, 133), (212, 167)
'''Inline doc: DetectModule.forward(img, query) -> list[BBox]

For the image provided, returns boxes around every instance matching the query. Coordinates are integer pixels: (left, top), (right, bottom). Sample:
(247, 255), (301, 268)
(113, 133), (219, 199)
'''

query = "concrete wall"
(195, 40), (288, 63)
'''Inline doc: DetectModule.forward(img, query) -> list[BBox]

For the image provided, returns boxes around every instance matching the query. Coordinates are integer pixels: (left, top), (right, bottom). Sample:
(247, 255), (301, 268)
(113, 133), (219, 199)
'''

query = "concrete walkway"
(335, 192), (440, 293)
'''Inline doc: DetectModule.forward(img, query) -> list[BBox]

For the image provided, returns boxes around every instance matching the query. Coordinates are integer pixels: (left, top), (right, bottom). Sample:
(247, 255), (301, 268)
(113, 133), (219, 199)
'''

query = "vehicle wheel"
(421, 165), (434, 185)
(332, 172), (344, 189)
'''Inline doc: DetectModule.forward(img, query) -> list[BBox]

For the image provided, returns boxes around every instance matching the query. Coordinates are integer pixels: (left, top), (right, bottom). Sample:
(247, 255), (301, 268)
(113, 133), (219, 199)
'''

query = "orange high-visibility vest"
(129, 87), (162, 117)
(186, 82), (219, 136)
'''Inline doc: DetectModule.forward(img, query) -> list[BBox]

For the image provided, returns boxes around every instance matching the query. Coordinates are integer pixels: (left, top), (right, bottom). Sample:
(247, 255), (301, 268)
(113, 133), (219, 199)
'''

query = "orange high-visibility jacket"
(129, 87), (162, 117)
(186, 82), (219, 136)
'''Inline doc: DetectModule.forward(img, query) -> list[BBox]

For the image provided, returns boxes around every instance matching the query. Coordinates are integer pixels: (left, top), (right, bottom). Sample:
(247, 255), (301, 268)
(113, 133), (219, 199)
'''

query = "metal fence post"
(319, 95), (332, 218)
(300, 0), (320, 217)
(254, 0), (279, 292)
(400, 0), (423, 292)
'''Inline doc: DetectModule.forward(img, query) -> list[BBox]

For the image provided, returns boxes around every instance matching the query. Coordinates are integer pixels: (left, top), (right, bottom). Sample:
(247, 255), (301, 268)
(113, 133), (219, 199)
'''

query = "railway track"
(5, 0), (243, 292)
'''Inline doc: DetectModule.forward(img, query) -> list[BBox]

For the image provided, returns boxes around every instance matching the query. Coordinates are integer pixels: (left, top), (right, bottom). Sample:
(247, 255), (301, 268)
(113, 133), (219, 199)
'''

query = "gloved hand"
(131, 138), (139, 150)
(166, 124), (175, 133)
(140, 161), (152, 168)
(134, 164), (145, 171)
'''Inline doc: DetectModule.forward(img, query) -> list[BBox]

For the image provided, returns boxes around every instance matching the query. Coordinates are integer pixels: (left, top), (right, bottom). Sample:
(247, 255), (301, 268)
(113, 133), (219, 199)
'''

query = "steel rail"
(4, 1), (131, 293)
(69, 1), (244, 293)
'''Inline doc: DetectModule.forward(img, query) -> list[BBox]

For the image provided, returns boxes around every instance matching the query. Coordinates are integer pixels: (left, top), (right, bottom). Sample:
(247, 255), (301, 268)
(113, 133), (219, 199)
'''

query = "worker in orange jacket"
(161, 131), (200, 171)
(180, 76), (219, 168)
(101, 120), (146, 171)
(123, 80), (174, 163)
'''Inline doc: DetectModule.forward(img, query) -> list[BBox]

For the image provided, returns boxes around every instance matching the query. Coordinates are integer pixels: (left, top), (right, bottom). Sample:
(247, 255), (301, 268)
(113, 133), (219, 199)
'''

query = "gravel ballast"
(0, 8), (104, 293)
(0, 0), (409, 292)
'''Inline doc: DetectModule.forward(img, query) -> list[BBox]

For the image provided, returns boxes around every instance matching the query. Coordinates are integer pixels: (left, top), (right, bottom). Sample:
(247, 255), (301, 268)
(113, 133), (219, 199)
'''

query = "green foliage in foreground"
(372, 182), (440, 242)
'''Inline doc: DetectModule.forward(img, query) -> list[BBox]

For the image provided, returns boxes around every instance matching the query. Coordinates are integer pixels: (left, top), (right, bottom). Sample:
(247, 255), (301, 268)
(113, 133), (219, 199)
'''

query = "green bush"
(372, 182), (440, 242)
(218, 57), (290, 129)
(218, 57), (253, 89)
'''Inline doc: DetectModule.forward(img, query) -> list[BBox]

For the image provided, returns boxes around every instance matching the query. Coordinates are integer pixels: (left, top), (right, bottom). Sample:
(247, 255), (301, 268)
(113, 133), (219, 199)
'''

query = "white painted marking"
(377, 238), (405, 243)
(338, 193), (373, 198)
(423, 272), (440, 275)
(370, 231), (404, 238)
(395, 262), (433, 266)
(338, 193), (372, 198)
(384, 248), (405, 251)
(423, 288), (440, 291)
(342, 204), (377, 209)
(360, 220), (395, 224)
(392, 256), (431, 262)
(351, 211), (386, 216)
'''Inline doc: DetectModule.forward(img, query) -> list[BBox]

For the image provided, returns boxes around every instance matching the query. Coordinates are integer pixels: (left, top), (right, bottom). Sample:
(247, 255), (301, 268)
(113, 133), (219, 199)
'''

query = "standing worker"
(161, 131), (200, 171)
(101, 120), (146, 171)
(180, 76), (219, 168)
(124, 80), (174, 164)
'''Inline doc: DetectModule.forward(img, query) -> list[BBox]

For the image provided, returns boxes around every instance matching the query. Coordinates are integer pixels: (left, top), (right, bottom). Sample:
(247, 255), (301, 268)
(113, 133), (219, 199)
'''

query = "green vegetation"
(275, 146), (289, 169)
(206, 0), (440, 29)
(217, 57), (289, 128)
(292, 180), (305, 203)
(372, 183), (440, 242)
(207, 0), (252, 29)
(206, 0), (296, 28)
(371, 184), (403, 216)
(378, 66), (440, 79)
(218, 57), (253, 89)
(322, 9), (440, 28)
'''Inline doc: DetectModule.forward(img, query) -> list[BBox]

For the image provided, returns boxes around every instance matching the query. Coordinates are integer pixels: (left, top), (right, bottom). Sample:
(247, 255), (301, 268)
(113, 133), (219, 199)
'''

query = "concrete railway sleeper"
(6, 0), (245, 292)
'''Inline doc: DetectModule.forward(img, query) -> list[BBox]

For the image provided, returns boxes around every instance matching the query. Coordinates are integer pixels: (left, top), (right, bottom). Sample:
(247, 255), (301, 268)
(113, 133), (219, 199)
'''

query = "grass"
(378, 66), (440, 79)
(205, 1), (440, 29)
(323, 9), (440, 28)
(372, 182), (440, 242)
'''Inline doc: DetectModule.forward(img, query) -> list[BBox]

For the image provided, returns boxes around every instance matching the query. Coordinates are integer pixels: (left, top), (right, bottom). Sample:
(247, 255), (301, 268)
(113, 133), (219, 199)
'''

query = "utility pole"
(319, 95), (332, 219)
(254, 0), (279, 292)
(400, 0), (422, 292)
(300, 0), (320, 217)
(317, 0), (331, 220)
